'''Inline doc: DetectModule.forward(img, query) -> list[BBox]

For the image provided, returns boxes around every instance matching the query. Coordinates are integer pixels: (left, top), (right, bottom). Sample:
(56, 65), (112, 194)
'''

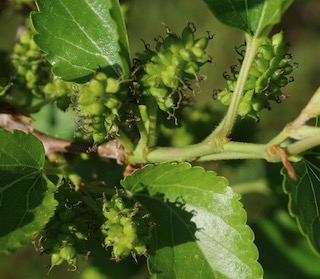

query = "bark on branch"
(0, 113), (126, 164)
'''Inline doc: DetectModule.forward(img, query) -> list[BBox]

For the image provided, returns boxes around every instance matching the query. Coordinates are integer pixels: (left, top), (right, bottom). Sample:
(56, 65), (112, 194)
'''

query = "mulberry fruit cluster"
(102, 194), (150, 261)
(75, 72), (126, 143)
(136, 23), (211, 113)
(37, 183), (98, 270)
(11, 28), (51, 96)
(216, 31), (296, 119)
(1, 27), (74, 112)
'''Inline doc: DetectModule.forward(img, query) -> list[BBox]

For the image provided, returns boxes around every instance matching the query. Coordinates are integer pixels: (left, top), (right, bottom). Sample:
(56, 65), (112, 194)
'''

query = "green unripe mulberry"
(136, 23), (212, 114)
(36, 182), (99, 270)
(101, 194), (151, 261)
(51, 253), (64, 267)
(73, 72), (125, 143)
(60, 245), (77, 261)
(181, 24), (195, 49)
(215, 31), (296, 119)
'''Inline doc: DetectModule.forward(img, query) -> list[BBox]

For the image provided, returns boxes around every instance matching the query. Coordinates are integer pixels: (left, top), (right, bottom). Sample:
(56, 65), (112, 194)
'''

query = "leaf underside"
(282, 149), (320, 255)
(32, 0), (130, 81)
(203, 0), (294, 37)
(0, 129), (57, 254)
(121, 163), (263, 279)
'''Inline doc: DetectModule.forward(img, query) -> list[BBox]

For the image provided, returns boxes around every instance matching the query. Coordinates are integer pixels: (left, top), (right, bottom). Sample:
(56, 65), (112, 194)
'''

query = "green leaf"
(121, 163), (263, 279)
(282, 149), (320, 255)
(0, 129), (57, 254)
(31, 0), (130, 81)
(203, 0), (293, 37)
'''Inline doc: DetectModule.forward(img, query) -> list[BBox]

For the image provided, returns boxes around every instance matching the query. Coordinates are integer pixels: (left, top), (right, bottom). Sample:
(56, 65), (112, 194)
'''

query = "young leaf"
(0, 129), (57, 254)
(282, 149), (320, 255)
(121, 163), (263, 279)
(31, 0), (130, 81)
(203, 0), (293, 37)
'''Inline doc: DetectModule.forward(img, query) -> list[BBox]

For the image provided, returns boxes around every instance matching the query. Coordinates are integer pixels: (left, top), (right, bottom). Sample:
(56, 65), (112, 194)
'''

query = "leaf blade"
(203, 0), (293, 37)
(282, 150), (320, 255)
(32, 0), (130, 81)
(0, 129), (57, 254)
(122, 163), (263, 279)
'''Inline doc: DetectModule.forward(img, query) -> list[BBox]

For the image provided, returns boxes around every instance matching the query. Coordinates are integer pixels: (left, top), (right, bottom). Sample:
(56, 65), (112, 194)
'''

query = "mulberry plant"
(0, 1), (320, 279)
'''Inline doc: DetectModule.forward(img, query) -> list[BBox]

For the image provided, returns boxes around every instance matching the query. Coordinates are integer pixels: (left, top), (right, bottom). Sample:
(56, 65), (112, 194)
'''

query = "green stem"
(127, 105), (149, 163)
(118, 129), (134, 152)
(147, 98), (159, 146)
(198, 142), (268, 161)
(145, 141), (268, 163)
(146, 141), (221, 163)
(136, 106), (149, 149)
(267, 127), (290, 145)
(287, 132), (320, 155)
(137, 127), (320, 164)
(197, 152), (265, 162)
(206, 35), (261, 140)
(232, 179), (271, 195)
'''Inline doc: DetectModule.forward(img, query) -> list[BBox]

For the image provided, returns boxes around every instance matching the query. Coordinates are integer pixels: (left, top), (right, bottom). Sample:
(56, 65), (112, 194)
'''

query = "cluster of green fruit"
(2, 25), (129, 141)
(0, 27), (76, 113)
(74, 72), (127, 143)
(136, 23), (211, 113)
(42, 77), (76, 110)
(0, 28), (50, 111)
(216, 31), (295, 119)
(11, 28), (50, 95)
(101, 194), (149, 261)
(37, 183), (98, 270)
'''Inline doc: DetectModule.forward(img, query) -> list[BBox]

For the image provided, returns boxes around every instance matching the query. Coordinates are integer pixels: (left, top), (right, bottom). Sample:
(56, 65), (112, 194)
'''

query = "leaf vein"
(57, 0), (113, 65)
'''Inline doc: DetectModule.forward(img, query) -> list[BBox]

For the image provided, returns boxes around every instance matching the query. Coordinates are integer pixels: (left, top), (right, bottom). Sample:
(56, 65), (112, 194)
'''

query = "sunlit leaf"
(122, 163), (263, 279)
(32, 0), (130, 81)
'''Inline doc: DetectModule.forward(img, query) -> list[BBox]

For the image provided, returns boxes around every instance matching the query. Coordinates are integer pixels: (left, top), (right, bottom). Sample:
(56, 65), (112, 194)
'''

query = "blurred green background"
(0, 0), (320, 278)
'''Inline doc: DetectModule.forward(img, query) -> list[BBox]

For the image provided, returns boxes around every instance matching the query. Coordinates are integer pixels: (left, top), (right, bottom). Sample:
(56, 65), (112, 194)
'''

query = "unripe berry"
(113, 243), (131, 259)
(271, 32), (284, 47)
(136, 23), (211, 113)
(255, 75), (268, 92)
(88, 79), (105, 96)
(259, 44), (274, 61)
(106, 77), (120, 93)
(181, 25), (195, 49)
(238, 91), (254, 117)
(149, 86), (169, 98)
(134, 245), (147, 255)
(273, 76), (288, 87)
(184, 61), (199, 75)
(179, 48), (192, 62)
(194, 37), (209, 49)
(161, 72), (179, 88)
(217, 90), (232, 105)
(163, 34), (181, 53)
(51, 253), (64, 267)
(255, 58), (269, 73)
(216, 31), (295, 119)
(123, 223), (137, 236)
(282, 64), (293, 75)
(59, 245), (77, 261)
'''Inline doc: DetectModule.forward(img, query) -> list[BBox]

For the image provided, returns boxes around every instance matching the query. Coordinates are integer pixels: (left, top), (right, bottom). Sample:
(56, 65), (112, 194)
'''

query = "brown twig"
(0, 113), (126, 164)
(269, 145), (297, 180)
